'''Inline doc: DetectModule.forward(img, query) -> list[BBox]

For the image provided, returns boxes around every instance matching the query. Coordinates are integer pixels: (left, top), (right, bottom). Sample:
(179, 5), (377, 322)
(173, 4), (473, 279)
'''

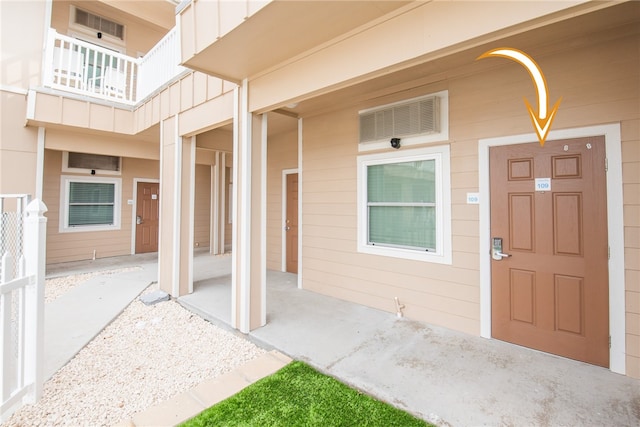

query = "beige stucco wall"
(42, 148), (159, 263)
(300, 33), (639, 377)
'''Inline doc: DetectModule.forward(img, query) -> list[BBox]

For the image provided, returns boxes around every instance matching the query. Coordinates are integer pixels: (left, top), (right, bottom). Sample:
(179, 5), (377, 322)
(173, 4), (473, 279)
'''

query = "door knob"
(136, 215), (143, 225)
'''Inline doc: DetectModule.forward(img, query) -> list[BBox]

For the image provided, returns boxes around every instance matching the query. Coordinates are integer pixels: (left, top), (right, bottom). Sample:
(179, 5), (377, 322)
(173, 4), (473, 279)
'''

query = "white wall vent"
(75, 8), (124, 40)
(359, 95), (440, 144)
(63, 152), (121, 175)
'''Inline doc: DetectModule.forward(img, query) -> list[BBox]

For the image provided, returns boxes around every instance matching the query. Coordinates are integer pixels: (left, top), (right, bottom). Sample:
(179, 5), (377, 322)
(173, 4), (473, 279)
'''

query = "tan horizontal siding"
(266, 127), (298, 270)
(303, 257), (478, 303)
(299, 30), (639, 361)
(43, 148), (159, 264)
(303, 277), (479, 335)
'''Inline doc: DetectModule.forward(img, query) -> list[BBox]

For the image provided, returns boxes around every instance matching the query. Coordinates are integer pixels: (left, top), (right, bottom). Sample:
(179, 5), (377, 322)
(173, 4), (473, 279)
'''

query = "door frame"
(130, 178), (160, 255)
(281, 168), (299, 273)
(478, 123), (625, 374)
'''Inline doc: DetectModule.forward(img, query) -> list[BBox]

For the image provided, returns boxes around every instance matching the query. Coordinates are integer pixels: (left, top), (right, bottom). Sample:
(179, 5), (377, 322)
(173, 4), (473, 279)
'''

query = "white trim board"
(478, 123), (625, 375)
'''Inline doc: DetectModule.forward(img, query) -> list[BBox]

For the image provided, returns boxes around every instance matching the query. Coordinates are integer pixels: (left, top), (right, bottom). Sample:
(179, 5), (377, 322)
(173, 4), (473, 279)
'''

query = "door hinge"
(605, 158), (608, 172)
(609, 336), (612, 349)
(608, 246), (611, 260)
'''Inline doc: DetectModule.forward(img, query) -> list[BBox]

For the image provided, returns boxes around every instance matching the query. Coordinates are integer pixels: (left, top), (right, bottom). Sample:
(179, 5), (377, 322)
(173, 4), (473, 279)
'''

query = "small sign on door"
(535, 178), (551, 192)
(152, 194), (158, 200)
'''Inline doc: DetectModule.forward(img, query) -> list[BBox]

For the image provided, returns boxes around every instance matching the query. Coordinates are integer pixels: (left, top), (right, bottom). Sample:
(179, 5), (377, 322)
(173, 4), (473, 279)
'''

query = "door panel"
(135, 182), (159, 253)
(490, 137), (609, 367)
(286, 173), (298, 274)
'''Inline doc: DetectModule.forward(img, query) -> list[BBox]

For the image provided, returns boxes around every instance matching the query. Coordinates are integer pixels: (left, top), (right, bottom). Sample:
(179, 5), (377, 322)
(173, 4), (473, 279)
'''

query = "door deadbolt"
(492, 237), (511, 260)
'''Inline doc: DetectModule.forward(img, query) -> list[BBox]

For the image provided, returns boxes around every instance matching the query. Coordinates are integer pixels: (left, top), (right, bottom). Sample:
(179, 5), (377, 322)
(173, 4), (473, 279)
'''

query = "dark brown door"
(490, 137), (609, 367)
(286, 173), (298, 274)
(135, 182), (159, 253)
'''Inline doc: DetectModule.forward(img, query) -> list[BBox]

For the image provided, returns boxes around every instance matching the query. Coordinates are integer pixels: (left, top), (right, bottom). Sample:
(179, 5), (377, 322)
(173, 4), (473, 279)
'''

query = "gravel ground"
(6, 278), (266, 426)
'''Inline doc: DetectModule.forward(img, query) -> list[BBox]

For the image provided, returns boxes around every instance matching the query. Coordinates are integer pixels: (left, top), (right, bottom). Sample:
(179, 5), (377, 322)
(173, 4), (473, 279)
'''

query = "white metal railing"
(136, 25), (186, 101)
(43, 29), (138, 104)
(0, 195), (47, 422)
(43, 27), (186, 105)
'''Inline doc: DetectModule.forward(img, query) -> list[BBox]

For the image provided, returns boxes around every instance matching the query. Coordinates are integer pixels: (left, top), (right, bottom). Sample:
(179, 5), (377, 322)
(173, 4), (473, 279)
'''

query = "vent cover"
(359, 95), (440, 143)
(68, 152), (120, 172)
(75, 8), (124, 40)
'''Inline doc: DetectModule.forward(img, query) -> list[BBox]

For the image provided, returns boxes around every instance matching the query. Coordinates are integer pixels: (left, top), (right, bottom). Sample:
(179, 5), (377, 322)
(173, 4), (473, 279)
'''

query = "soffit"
(184, 0), (413, 82)
(283, 0), (639, 119)
(94, 0), (176, 31)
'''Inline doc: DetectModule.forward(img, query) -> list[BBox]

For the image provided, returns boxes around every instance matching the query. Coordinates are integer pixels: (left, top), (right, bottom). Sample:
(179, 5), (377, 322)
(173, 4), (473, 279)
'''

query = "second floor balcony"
(43, 27), (185, 106)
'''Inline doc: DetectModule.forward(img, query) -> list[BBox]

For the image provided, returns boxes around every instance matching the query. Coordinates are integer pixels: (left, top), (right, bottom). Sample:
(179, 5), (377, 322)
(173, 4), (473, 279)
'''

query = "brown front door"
(286, 173), (298, 274)
(135, 182), (159, 253)
(490, 137), (609, 367)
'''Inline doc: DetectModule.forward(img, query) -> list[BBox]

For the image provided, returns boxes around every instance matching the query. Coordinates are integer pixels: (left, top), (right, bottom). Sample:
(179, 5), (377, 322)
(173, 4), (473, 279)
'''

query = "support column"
(158, 116), (196, 297)
(231, 81), (266, 333)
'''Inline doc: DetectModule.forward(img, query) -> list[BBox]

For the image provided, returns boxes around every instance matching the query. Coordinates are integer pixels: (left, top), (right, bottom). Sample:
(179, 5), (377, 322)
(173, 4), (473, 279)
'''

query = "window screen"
(367, 160), (436, 251)
(68, 182), (115, 226)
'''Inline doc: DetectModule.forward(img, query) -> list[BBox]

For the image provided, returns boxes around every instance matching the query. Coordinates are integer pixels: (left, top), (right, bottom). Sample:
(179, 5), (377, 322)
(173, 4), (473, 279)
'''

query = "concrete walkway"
(44, 254), (157, 380)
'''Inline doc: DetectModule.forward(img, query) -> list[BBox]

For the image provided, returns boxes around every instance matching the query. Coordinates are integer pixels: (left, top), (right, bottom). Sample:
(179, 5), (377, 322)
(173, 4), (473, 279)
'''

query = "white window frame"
(358, 90), (449, 152)
(62, 151), (122, 176)
(357, 145), (452, 264)
(59, 175), (122, 233)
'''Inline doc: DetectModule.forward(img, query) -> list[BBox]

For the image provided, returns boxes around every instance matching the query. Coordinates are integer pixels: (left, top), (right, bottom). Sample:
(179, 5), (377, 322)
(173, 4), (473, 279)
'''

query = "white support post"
(22, 199), (47, 403)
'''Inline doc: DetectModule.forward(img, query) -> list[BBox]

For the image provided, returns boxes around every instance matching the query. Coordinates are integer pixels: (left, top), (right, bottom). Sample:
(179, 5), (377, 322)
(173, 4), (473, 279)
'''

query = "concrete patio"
(45, 251), (640, 426)
(178, 252), (640, 426)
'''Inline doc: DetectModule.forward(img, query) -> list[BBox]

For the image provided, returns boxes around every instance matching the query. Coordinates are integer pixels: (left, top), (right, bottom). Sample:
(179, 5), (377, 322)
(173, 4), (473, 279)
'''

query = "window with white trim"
(60, 176), (121, 232)
(357, 145), (452, 264)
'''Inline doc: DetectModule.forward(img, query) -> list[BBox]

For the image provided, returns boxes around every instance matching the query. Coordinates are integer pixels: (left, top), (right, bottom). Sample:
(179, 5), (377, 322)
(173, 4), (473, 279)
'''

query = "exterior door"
(490, 137), (609, 367)
(286, 173), (298, 274)
(135, 182), (159, 253)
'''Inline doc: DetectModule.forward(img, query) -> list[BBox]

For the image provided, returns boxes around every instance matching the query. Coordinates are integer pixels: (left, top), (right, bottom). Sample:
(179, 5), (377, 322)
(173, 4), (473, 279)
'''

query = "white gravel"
(6, 280), (266, 426)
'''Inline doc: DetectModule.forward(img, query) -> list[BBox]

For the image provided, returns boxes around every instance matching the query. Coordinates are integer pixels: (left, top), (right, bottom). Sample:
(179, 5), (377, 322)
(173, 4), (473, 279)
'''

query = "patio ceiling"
(94, 0), (177, 31)
(280, 1), (639, 119)
(182, 0), (413, 82)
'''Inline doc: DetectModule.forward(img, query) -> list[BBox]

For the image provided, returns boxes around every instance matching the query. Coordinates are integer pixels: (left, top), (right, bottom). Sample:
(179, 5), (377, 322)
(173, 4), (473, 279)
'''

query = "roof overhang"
(180, 0), (413, 82)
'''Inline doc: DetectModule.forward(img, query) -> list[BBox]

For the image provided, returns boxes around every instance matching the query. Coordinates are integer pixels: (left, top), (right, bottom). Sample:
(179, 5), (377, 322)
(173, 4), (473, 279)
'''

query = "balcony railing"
(43, 27), (185, 106)
(137, 24), (185, 101)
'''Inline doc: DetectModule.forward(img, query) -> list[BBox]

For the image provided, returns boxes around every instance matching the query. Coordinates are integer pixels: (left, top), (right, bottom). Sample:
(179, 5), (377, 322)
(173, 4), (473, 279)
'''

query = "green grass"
(181, 361), (431, 427)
